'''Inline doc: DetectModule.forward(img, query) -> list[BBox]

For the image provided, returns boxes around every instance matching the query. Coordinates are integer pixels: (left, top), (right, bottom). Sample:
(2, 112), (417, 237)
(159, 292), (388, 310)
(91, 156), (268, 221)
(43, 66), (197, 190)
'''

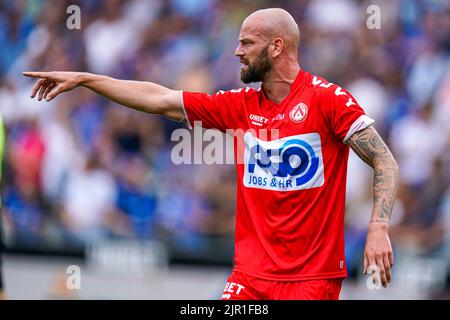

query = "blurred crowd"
(0, 0), (450, 283)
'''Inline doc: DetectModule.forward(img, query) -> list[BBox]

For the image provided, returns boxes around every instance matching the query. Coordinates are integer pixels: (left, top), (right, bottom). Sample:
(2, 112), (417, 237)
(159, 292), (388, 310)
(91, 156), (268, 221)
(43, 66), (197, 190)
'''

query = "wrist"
(78, 72), (97, 86)
(368, 220), (389, 231)
(370, 219), (389, 224)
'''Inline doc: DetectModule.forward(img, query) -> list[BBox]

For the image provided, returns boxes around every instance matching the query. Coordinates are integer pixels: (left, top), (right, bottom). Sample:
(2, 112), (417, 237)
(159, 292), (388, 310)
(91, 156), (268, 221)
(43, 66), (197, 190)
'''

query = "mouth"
(240, 61), (249, 70)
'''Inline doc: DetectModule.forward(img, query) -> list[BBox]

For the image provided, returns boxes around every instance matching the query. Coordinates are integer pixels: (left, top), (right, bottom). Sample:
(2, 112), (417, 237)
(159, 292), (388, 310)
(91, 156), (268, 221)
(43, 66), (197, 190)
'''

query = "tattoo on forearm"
(348, 126), (399, 222)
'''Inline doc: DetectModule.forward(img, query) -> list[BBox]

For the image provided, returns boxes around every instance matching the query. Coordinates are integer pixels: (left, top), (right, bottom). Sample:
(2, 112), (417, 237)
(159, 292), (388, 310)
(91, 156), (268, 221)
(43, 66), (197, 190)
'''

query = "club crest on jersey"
(289, 103), (308, 123)
(243, 132), (324, 191)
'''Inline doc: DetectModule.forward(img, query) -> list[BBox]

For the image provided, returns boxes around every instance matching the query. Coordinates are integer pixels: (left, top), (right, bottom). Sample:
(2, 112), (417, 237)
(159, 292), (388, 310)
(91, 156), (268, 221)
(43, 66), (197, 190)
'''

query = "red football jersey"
(182, 69), (374, 280)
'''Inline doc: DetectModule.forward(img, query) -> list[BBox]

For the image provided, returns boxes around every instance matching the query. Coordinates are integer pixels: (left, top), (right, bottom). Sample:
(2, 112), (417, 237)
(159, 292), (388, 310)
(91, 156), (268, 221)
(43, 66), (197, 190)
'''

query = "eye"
(239, 39), (252, 46)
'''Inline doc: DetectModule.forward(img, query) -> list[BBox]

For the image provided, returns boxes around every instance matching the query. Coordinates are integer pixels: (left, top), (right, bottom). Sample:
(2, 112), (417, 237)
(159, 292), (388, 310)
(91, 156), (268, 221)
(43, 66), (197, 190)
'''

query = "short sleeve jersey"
(182, 69), (374, 280)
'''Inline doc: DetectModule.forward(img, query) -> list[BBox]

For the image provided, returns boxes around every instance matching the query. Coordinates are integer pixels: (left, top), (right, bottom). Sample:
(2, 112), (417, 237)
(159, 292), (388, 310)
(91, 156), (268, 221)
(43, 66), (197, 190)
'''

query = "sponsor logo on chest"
(243, 132), (324, 191)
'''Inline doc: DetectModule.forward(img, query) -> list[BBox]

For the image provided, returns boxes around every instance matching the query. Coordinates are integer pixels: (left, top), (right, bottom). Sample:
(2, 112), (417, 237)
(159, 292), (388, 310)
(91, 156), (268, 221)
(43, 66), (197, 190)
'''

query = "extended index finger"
(23, 71), (50, 79)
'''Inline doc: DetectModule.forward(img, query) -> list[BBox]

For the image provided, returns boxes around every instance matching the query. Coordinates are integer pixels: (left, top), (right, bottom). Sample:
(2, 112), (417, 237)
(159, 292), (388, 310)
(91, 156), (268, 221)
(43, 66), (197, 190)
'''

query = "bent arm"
(23, 71), (185, 122)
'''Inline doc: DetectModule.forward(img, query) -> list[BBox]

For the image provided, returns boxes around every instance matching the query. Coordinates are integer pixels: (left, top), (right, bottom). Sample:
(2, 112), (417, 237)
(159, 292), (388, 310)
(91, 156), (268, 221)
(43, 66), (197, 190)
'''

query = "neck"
(262, 59), (300, 104)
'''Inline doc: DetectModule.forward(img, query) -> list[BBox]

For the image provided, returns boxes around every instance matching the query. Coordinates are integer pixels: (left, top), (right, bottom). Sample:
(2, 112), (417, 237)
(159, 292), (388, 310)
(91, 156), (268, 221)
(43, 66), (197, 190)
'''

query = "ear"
(270, 38), (284, 58)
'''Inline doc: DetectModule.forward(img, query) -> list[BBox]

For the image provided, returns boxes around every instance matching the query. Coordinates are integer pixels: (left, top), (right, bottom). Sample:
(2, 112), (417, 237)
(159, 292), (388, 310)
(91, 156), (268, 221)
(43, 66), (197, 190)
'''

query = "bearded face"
(240, 44), (272, 83)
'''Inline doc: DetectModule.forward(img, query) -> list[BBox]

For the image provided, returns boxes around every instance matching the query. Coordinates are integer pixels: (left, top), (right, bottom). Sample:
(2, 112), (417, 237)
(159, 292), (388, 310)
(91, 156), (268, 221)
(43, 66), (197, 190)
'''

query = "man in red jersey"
(23, 8), (399, 300)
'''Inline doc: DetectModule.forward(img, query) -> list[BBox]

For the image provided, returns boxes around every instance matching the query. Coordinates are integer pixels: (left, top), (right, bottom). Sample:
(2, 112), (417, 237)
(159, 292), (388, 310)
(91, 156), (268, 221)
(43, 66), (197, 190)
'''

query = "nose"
(235, 44), (244, 57)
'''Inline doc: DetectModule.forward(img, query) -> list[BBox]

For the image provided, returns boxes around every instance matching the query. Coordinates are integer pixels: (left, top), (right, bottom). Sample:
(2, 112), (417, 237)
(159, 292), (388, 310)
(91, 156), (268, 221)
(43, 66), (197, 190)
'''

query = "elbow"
(374, 154), (400, 178)
(394, 160), (400, 176)
(391, 157), (400, 177)
(391, 158), (400, 195)
(386, 156), (400, 182)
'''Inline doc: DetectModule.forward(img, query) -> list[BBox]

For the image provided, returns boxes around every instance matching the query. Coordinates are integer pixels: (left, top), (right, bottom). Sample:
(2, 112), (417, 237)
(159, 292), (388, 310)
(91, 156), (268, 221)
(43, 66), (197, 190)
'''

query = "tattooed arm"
(348, 126), (400, 288)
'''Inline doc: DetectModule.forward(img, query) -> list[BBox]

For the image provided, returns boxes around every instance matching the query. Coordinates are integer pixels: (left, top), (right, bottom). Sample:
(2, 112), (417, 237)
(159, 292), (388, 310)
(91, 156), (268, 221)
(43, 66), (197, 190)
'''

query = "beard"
(240, 45), (272, 84)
